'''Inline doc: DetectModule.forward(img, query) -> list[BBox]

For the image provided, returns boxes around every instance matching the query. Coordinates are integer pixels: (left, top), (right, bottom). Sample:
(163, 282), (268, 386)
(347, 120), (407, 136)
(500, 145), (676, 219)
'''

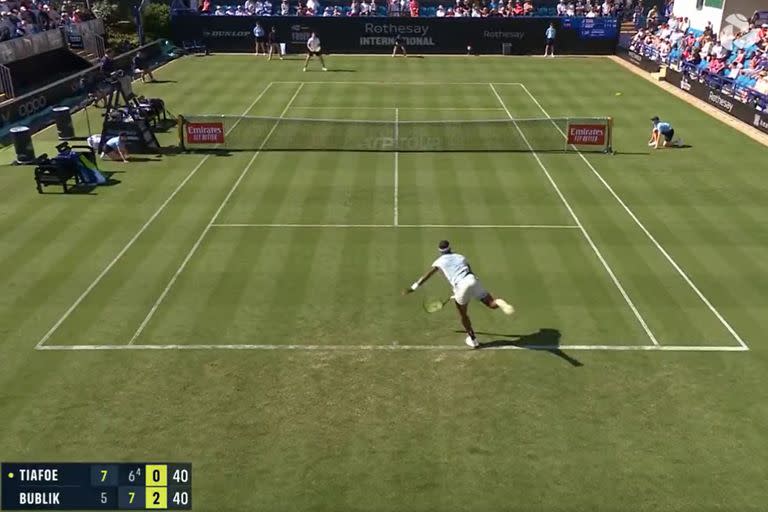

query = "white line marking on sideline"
(36, 344), (749, 352)
(272, 81), (524, 86)
(34, 82), (276, 349)
(127, 83), (305, 345)
(489, 83), (660, 346)
(517, 83), (750, 351)
(394, 107), (399, 226)
(209, 223), (580, 229)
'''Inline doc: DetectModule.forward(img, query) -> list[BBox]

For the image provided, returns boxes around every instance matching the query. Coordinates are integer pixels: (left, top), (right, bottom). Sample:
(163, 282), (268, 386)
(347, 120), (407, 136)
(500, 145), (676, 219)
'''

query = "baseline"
(36, 344), (748, 352)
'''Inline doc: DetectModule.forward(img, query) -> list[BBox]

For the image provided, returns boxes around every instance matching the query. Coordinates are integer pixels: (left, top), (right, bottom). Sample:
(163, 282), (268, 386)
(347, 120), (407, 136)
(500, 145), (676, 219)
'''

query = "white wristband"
(410, 282), (419, 291)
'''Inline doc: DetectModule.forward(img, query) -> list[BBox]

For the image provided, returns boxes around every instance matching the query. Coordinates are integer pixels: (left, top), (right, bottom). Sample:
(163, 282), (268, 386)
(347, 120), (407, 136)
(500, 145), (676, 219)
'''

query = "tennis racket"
(423, 296), (453, 314)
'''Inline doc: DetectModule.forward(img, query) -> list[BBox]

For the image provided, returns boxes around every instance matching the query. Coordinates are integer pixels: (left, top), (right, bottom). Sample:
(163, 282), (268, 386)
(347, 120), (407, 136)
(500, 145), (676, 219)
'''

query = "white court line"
(210, 223), (580, 229)
(36, 344), (749, 352)
(489, 83), (659, 346)
(127, 83), (305, 345)
(394, 107), (399, 226)
(517, 83), (750, 351)
(289, 106), (506, 111)
(35, 82), (276, 349)
(273, 81), (524, 85)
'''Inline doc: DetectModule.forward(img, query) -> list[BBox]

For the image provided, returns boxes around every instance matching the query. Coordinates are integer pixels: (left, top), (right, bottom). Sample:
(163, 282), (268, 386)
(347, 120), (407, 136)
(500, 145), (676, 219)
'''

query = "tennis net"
(178, 115), (614, 153)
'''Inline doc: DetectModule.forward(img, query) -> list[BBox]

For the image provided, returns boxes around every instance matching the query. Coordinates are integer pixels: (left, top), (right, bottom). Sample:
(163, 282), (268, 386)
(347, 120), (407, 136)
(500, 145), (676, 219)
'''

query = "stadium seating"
(627, 21), (768, 108)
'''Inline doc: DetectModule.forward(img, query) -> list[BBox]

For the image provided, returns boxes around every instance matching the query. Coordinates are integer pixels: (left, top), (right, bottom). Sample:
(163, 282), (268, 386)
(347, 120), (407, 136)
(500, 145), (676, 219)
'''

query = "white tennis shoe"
(465, 336), (479, 349)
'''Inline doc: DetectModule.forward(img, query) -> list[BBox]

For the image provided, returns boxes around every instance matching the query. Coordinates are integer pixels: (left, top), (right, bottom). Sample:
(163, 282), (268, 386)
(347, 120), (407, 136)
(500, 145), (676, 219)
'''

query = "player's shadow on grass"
(458, 328), (583, 367)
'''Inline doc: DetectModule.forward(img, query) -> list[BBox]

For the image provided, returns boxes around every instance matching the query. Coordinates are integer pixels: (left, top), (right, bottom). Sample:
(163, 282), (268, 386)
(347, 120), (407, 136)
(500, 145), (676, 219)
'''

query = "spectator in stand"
(409, 0), (418, 17)
(556, 0), (566, 15)
(726, 62), (740, 79)
(323, 5), (332, 14)
(755, 71), (768, 95)
(601, 0), (611, 16)
(707, 56), (725, 75)
(703, 21), (713, 37)
(646, 5), (657, 24)
(349, 0), (359, 15)
(732, 48), (746, 67)
(523, 0), (533, 15)
(280, 0), (289, 14)
(333, 5), (342, 14)
(436, 4), (445, 16)
(711, 39), (727, 60)
(360, 0), (370, 15)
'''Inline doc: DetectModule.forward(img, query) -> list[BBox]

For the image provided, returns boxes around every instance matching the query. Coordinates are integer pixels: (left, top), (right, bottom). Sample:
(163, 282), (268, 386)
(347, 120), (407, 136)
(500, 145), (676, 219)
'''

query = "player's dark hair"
(438, 240), (451, 253)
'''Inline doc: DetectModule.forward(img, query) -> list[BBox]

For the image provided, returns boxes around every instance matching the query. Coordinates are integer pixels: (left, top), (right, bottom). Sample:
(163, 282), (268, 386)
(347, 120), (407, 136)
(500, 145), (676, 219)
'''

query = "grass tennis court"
(2, 55), (768, 510)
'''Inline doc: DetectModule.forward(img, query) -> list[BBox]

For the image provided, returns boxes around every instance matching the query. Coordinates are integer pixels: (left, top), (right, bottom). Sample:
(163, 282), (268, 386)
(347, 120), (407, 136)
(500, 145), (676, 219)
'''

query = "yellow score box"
(145, 486), (168, 509)
(145, 464), (167, 487)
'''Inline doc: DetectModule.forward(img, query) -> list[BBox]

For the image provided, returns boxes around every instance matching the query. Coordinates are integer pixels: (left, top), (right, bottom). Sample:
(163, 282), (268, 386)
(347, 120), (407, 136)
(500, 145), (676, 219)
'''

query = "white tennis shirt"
(432, 253), (472, 288)
(307, 35), (321, 51)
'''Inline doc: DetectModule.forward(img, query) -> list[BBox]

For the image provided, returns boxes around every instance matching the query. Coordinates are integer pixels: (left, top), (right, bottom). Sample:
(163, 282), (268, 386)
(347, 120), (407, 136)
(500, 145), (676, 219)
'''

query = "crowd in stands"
(200, 0), (627, 17)
(629, 11), (768, 102)
(0, 0), (95, 41)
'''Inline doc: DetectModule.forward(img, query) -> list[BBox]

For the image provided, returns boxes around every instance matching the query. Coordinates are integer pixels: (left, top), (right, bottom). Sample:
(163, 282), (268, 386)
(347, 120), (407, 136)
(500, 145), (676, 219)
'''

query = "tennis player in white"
(303, 32), (327, 72)
(403, 240), (514, 348)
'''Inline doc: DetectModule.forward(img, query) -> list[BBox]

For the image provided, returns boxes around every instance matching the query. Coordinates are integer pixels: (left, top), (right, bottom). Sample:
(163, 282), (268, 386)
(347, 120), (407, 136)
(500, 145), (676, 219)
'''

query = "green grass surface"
(1, 55), (767, 511)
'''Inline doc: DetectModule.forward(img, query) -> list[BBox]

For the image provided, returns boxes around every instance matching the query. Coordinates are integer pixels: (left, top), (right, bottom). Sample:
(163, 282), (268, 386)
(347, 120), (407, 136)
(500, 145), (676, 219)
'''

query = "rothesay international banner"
(172, 15), (618, 55)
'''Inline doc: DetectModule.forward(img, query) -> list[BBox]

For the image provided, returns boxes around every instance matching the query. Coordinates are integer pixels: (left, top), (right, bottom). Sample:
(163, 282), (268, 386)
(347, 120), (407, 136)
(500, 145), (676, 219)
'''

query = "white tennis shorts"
(453, 274), (488, 306)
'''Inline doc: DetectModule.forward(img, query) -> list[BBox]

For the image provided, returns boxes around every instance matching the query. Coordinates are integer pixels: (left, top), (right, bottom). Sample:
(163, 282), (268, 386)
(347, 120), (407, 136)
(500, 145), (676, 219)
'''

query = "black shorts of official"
(308, 50), (322, 56)
(546, 38), (555, 45)
(255, 36), (266, 43)
(394, 42), (405, 48)
(663, 129), (674, 142)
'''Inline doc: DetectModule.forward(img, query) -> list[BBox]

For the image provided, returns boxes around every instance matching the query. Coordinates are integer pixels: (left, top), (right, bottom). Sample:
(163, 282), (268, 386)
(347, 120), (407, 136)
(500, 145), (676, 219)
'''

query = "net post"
(177, 115), (186, 151)
(606, 116), (614, 154)
(564, 118), (570, 152)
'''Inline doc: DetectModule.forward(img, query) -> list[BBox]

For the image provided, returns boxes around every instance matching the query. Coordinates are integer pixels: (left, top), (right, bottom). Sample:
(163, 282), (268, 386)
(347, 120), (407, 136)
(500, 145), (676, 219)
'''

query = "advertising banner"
(665, 68), (768, 135)
(615, 46), (661, 73)
(172, 15), (618, 55)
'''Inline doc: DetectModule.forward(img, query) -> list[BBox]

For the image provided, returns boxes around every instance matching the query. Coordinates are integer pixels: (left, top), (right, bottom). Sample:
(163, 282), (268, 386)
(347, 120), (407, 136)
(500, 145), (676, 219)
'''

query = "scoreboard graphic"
(1, 463), (191, 510)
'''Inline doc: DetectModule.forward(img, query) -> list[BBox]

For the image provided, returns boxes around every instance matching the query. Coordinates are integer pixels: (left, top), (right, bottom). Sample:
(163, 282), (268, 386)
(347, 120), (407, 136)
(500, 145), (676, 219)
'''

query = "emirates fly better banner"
(185, 122), (225, 144)
(566, 123), (607, 145)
